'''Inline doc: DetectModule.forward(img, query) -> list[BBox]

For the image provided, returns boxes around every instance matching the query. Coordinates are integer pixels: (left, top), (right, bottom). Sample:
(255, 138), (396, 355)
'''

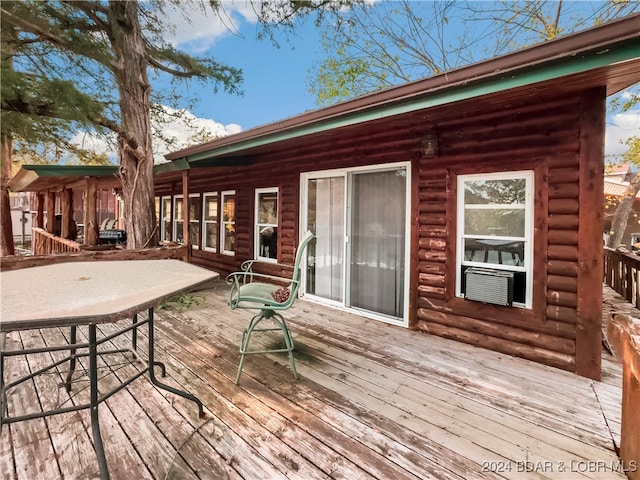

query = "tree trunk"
(606, 173), (640, 249)
(108, 0), (157, 249)
(1, 134), (16, 256)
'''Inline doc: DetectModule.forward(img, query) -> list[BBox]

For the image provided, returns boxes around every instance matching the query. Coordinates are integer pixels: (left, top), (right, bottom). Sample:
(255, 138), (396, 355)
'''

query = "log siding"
(154, 88), (607, 379)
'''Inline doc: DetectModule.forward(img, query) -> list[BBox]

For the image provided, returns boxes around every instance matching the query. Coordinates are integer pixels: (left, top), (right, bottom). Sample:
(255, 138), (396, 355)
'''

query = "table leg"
(89, 324), (110, 480)
(146, 308), (205, 419)
(64, 326), (77, 392)
(132, 314), (138, 351)
(0, 332), (5, 429)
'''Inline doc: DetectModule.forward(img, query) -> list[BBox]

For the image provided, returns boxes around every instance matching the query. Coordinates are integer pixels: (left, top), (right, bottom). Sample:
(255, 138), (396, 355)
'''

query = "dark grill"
(99, 229), (127, 245)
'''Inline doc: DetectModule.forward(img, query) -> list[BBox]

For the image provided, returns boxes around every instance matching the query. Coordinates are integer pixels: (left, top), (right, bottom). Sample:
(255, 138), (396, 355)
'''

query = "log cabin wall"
(417, 87), (605, 380)
(154, 86), (605, 380)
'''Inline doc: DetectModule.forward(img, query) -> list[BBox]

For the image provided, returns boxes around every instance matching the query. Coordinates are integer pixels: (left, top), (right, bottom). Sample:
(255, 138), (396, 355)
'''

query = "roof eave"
(165, 14), (640, 165)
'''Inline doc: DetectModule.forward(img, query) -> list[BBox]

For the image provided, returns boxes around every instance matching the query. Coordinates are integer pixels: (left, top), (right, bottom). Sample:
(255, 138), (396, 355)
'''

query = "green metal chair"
(226, 231), (315, 385)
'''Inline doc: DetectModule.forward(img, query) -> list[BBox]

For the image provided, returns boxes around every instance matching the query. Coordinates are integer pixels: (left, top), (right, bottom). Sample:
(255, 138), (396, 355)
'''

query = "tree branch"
(61, 1), (109, 30)
(148, 56), (197, 78)
(0, 7), (73, 51)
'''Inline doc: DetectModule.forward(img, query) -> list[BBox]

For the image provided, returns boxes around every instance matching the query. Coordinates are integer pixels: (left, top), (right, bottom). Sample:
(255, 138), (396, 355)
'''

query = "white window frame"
(154, 196), (161, 236)
(221, 190), (236, 256)
(188, 193), (201, 250)
(202, 192), (218, 252)
(455, 170), (534, 308)
(160, 196), (172, 242)
(172, 195), (184, 243)
(254, 187), (279, 262)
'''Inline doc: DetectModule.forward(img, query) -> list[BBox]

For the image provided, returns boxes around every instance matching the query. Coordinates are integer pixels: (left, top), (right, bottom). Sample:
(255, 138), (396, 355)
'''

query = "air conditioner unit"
(464, 267), (514, 307)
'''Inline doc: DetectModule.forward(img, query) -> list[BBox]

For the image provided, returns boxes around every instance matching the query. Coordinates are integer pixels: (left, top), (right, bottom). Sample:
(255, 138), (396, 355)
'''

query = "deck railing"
(32, 227), (82, 256)
(603, 247), (640, 309)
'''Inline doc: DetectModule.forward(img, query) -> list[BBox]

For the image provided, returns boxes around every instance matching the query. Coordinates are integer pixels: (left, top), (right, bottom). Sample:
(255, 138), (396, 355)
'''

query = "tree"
(606, 135), (640, 249)
(1, 6), (116, 254)
(1, 0), (243, 249)
(2, 0), (354, 251)
(309, 0), (639, 105)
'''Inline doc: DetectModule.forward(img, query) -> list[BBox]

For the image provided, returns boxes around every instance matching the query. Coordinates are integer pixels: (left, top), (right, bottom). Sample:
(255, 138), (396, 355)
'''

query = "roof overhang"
(9, 165), (120, 193)
(165, 14), (640, 167)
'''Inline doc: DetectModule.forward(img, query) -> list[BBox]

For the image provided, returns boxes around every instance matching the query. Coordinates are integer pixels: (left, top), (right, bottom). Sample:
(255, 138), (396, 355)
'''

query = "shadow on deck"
(0, 282), (631, 479)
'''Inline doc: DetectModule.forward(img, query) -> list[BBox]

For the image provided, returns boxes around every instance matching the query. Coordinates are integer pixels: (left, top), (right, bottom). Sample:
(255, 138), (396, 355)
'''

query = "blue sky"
(161, 7), (324, 131)
(142, 2), (637, 162)
(192, 20), (323, 129)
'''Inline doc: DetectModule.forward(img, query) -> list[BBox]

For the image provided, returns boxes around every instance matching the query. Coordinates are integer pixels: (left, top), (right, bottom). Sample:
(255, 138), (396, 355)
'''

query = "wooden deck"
(0, 282), (629, 480)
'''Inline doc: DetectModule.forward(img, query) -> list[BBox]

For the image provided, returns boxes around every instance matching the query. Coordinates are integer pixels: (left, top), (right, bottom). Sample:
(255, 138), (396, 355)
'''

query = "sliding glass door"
(348, 169), (406, 318)
(305, 176), (345, 302)
(302, 163), (409, 325)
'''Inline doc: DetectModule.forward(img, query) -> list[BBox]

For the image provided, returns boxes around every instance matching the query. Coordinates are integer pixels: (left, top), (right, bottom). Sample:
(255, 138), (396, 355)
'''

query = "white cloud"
(152, 106), (241, 163)
(69, 131), (115, 161)
(606, 110), (640, 159)
(69, 106), (242, 164)
(161, 2), (259, 53)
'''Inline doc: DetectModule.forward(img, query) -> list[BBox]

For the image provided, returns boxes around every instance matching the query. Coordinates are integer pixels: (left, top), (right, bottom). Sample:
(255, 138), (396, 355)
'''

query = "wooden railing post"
(607, 315), (640, 479)
(604, 248), (640, 310)
(83, 177), (99, 246)
(45, 191), (56, 234)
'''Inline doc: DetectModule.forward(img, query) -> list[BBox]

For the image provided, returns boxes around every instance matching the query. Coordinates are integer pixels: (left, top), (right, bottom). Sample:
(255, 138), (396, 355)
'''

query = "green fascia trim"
(154, 158), (190, 174)
(21, 164), (118, 177)
(185, 40), (639, 165)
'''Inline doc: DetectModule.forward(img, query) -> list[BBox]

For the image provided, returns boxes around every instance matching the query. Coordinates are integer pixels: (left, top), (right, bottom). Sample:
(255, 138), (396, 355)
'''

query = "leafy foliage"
(309, 0), (640, 105)
(160, 293), (205, 311)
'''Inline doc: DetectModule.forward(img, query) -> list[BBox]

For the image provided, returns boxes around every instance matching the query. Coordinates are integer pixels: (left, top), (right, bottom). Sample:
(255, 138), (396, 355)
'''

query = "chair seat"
(233, 282), (281, 308)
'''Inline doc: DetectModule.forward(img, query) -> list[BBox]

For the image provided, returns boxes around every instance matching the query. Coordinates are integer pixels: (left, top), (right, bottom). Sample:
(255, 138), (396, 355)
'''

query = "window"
(202, 193), (218, 252)
(221, 191), (236, 255)
(188, 194), (201, 249)
(161, 196), (172, 242)
(173, 195), (184, 243)
(456, 171), (534, 307)
(255, 188), (279, 261)
(155, 197), (161, 237)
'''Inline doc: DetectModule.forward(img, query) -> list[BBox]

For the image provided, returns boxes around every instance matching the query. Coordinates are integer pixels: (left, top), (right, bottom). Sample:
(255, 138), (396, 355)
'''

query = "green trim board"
(18, 164), (119, 177)
(9, 164), (119, 192)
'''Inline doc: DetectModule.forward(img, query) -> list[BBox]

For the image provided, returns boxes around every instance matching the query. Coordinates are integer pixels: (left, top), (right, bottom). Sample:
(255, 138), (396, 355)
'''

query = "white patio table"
(0, 259), (219, 480)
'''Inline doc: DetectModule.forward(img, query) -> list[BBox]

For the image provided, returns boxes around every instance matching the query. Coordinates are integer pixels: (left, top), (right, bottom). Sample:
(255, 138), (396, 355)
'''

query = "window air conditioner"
(464, 267), (514, 307)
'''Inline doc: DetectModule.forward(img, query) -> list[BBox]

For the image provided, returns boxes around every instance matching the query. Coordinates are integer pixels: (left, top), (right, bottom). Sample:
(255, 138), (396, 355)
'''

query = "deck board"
(1, 282), (628, 479)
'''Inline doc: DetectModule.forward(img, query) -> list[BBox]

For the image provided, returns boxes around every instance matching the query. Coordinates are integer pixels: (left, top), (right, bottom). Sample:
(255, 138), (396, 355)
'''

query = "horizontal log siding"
(155, 88), (603, 377)
(157, 122), (425, 278)
(415, 94), (586, 374)
(546, 152), (580, 337)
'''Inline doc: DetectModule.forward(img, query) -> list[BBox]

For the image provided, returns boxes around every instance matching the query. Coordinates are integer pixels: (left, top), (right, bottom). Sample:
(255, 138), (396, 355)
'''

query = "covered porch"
(8, 165), (123, 254)
(0, 281), (629, 480)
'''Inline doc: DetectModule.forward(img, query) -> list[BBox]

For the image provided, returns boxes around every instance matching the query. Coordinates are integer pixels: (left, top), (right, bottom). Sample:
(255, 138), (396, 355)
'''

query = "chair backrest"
(290, 230), (315, 291)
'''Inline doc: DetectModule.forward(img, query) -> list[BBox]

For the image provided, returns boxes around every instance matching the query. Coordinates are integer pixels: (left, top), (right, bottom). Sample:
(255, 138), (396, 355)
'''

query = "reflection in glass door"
(303, 164), (408, 323)
(305, 177), (344, 302)
(348, 170), (406, 318)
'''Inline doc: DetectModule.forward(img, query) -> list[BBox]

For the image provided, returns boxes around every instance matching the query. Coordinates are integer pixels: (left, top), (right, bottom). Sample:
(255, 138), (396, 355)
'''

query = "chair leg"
(235, 310), (298, 385)
(274, 313), (298, 381)
(236, 312), (261, 385)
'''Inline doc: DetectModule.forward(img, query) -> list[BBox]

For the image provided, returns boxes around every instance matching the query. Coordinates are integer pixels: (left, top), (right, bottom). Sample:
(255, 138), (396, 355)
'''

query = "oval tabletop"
(1, 260), (219, 332)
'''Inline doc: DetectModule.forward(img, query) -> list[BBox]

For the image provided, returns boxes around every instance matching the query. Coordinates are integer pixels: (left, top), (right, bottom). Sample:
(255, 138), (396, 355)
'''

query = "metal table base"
(0, 307), (205, 480)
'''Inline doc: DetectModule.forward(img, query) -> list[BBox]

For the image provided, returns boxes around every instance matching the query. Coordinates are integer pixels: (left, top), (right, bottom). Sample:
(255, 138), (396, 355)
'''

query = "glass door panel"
(305, 177), (344, 301)
(348, 169), (406, 318)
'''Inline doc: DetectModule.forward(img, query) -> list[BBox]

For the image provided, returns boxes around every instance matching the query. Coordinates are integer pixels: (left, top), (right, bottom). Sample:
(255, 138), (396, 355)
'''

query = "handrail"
(32, 227), (82, 256)
(603, 247), (640, 309)
(606, 314), (640, 480)
(0, 243), (189, 271)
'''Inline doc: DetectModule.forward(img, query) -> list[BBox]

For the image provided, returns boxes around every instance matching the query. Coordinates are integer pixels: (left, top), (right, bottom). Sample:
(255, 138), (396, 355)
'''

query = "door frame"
(300, 161), (411, 327)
